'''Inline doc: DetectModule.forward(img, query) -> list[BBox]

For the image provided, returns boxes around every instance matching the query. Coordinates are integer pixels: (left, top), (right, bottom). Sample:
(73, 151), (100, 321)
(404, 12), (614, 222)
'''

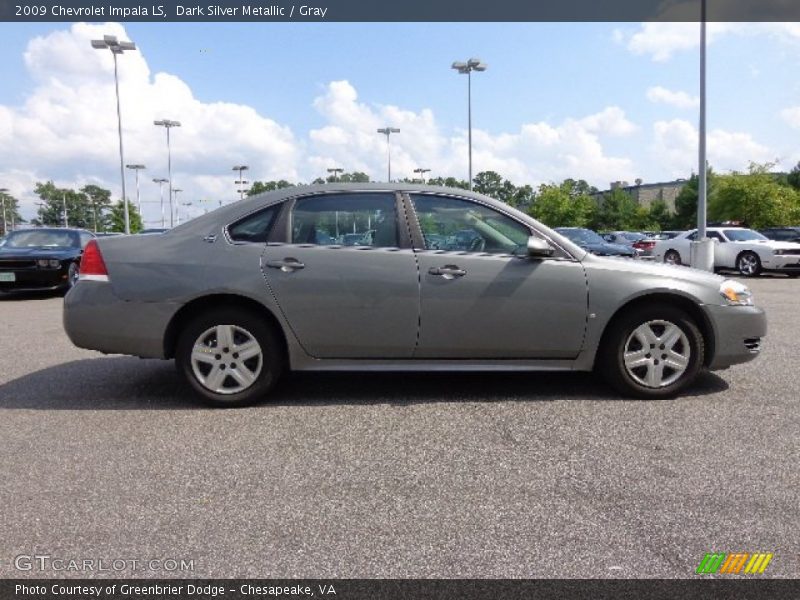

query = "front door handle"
(429, 265), (466, 279)
(265, 258), (305, 272)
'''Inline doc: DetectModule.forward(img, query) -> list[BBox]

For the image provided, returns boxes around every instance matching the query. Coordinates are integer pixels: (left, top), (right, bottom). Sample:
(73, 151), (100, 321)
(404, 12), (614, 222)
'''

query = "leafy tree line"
(0, 192), (26, 235)
(28, 181), (143, 233)
(12, 160), (800, 236)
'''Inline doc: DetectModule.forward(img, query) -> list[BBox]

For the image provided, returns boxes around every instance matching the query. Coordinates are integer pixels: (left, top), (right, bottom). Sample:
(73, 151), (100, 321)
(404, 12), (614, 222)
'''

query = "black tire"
(175, 307), (284, 407)
(67, 262), (79, 289)
(598, 304), (704, 399)
(736, 251), (762, 277)
(664, 250), (682, 266)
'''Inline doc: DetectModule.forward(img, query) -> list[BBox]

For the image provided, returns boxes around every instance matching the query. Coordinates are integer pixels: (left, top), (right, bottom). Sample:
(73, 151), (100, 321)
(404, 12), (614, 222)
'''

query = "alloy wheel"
(190, 324), (263, 394)
(738, 253), (759, 276)
(623, 320), (690, 388)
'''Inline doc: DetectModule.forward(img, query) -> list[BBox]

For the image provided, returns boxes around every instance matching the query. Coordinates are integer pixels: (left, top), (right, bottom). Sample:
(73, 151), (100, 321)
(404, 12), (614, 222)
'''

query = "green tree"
(472, 171), (505, 198)
(247, 180), (295, 196)
(592, 187), (640, 231)
(426, 176), (469, 190)
(646, 200), (672, 231)
(108, 200), (144, 233)
(709, 162), (800, 228)
(787, 161), (800, 191)
(0, 192), (26, 233)
(33, 182), (95, 229)
(80, 184), (113, 232)
(529, 181), (596, 227)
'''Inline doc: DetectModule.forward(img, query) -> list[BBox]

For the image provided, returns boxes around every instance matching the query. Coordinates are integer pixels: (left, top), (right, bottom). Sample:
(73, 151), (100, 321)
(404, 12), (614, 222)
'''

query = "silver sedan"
(64, 184), (766, 407)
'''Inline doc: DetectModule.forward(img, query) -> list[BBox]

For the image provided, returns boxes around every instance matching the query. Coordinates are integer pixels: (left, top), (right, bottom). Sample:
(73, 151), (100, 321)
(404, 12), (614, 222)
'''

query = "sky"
(1, 21), (800, 225)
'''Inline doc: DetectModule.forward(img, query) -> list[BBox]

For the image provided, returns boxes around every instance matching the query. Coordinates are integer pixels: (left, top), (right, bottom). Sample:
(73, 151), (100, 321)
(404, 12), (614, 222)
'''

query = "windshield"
(556, 228), (605, 245)
(724, 229), (768, 242)
(3, 230), (79, 248)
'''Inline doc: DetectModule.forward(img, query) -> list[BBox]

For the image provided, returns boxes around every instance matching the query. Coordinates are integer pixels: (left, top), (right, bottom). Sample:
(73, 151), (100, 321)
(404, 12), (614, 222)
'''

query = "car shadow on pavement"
(0, 356), (729, 410)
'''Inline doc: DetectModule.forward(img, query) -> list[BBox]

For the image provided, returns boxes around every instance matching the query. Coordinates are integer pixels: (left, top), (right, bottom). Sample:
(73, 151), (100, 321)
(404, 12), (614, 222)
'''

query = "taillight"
(633, 240), (656, 250)
(79, 240), (109, 282)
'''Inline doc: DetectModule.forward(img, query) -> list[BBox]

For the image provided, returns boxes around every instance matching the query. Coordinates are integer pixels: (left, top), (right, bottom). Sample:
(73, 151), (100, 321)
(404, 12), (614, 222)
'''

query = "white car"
(653, 227), (800, 277)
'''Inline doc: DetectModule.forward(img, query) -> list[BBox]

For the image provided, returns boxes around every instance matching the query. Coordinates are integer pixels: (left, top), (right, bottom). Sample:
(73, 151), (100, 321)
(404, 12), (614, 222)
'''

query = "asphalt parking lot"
(0, 277), (797, 579)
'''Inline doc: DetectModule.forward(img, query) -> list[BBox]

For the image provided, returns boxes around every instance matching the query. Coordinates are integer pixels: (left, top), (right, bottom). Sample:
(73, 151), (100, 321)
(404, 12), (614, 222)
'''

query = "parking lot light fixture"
(413, 168), (431, 184)
(92, 34), (137, 234)
(327, 167), (344, 182)
(377, 127), (400, 182)
(232, 165), (249, 201)
(152, 178), (168, 228)
(125, 164), (146, 214)
(154, 119), (181, 227)
(451, 57), (487, 190)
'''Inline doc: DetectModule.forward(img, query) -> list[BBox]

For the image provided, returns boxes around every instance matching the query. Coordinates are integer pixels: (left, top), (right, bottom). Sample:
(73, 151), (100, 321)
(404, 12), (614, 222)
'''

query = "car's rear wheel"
(664, 250), (682, 266)
(736, 251), (762, 277)
(176, 308), (284, 407)
(599, 304), (704, 399)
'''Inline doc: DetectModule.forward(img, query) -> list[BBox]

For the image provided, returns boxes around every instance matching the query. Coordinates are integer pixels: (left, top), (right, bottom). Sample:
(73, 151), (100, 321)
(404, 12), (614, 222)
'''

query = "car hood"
(738, 240), (800, 250)
(0, 246), (80, 259)
(583, 252), (725, 286)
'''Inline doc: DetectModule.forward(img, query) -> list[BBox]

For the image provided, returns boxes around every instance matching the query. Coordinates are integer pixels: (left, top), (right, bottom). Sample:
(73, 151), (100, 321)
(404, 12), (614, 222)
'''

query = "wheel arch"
(594, 292), (715, 369)
(163, 293), (288, 361)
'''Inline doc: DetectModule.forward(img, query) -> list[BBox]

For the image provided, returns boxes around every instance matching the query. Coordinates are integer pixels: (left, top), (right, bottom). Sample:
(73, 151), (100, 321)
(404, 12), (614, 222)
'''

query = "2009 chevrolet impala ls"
(63, 184), (766, 407)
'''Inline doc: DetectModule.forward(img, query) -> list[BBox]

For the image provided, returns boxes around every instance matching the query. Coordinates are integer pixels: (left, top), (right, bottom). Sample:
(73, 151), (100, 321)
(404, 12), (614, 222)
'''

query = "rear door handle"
(429, 265), (466, 279)
(265, 258), (305, 272)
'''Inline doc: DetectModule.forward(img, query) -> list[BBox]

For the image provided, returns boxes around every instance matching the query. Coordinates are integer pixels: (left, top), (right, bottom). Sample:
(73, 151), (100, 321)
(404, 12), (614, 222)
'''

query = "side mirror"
(527, 236), (554, 258)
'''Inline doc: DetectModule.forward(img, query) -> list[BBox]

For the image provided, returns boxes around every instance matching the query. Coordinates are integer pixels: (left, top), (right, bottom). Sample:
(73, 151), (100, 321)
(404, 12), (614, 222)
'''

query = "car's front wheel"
(736, 251), (762, 277)
(599, 304), (704, 399)
(176, 308), (284, 407)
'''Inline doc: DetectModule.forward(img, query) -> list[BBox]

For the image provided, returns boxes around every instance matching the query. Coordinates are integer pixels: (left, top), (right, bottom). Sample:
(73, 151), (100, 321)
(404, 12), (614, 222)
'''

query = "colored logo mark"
(696, 552), (773, 574)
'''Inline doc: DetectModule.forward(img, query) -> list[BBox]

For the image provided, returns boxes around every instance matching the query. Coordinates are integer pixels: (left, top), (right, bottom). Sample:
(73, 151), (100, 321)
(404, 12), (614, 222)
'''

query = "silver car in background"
(64, 184), (766, 407)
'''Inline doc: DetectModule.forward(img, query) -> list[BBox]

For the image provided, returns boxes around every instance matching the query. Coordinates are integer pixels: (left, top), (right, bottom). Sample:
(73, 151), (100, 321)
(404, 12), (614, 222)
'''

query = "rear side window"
(291, 193), (398, 248)
(228, 204), (281, 243)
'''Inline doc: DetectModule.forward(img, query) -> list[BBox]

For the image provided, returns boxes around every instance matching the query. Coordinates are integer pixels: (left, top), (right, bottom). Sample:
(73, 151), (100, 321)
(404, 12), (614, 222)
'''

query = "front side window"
(79, 232), (94, 248)
(724, 229), (768, 242)
(291, 193), (398, 248)
(228, 203), (281, 243)
(410, 195), (530, 254)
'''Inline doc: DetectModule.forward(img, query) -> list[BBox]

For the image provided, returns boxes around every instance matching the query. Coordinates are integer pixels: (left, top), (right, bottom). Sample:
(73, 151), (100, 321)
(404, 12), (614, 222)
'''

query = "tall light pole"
(377, 127), (400, 182)
(691, 0), (713, 271)
(0, 188), (8, 235)
(126, 164), (146, 216)
(327, 167), (343, 182)
(152, 177), (168, 228)
(172, 188), (183, 225)
(451, 58), (487, 190)
(232, 165), (249, 201)
(154, 119), (181, 227)
(91, 34), (137, 234)
(414, 167), (431, 184)
(62, 191), (68, 228)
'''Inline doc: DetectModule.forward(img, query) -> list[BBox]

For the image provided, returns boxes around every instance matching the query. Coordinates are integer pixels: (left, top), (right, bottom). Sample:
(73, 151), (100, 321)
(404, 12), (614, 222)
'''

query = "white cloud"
(652, 119), (774, 177)
(0, 22), (299, 224)
(780, 106), (800, 129)
(646, 86), (699, 109)
(619, 22), (800, 62)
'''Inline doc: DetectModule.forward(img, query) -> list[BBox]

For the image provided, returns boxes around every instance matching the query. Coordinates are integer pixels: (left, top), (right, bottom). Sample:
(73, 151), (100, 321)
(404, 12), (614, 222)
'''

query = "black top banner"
(4, 579), (800, 600)
(2, 0), (800, 22)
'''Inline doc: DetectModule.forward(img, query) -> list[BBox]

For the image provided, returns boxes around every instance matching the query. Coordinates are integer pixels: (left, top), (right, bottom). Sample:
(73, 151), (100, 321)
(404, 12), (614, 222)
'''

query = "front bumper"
(63, 281), (179, 359)
(705, 304), (767, 369)
(0, 268), (70, 293)
(762, 254), (800, 272)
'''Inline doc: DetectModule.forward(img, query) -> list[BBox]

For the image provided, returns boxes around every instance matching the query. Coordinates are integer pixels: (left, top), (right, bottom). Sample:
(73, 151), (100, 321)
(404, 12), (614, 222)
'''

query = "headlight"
(36, 259), (49, 268)
(719, 280), (753, 306)
(48, 259), (61, 268)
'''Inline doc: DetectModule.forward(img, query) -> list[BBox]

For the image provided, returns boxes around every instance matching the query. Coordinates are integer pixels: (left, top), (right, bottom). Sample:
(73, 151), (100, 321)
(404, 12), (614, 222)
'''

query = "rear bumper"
(705, 304), (767, 369)
(63, 281), (178, 359)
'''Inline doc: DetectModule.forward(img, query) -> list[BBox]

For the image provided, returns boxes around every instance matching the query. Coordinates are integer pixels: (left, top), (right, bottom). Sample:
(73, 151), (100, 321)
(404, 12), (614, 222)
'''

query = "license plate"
(0, 272), (15, 282)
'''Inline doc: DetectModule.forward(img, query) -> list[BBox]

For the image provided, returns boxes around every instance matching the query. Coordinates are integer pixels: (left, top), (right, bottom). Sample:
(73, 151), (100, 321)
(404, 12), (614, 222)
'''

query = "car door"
(261, 192), (420, 359)
(407, 193), (588, 359)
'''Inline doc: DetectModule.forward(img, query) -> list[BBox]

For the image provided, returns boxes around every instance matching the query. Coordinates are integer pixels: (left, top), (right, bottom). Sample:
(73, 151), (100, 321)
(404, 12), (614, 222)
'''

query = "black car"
(759, 226), (800, 244)
(0, 228), (95, 294)
(554, 227), (637, 257)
